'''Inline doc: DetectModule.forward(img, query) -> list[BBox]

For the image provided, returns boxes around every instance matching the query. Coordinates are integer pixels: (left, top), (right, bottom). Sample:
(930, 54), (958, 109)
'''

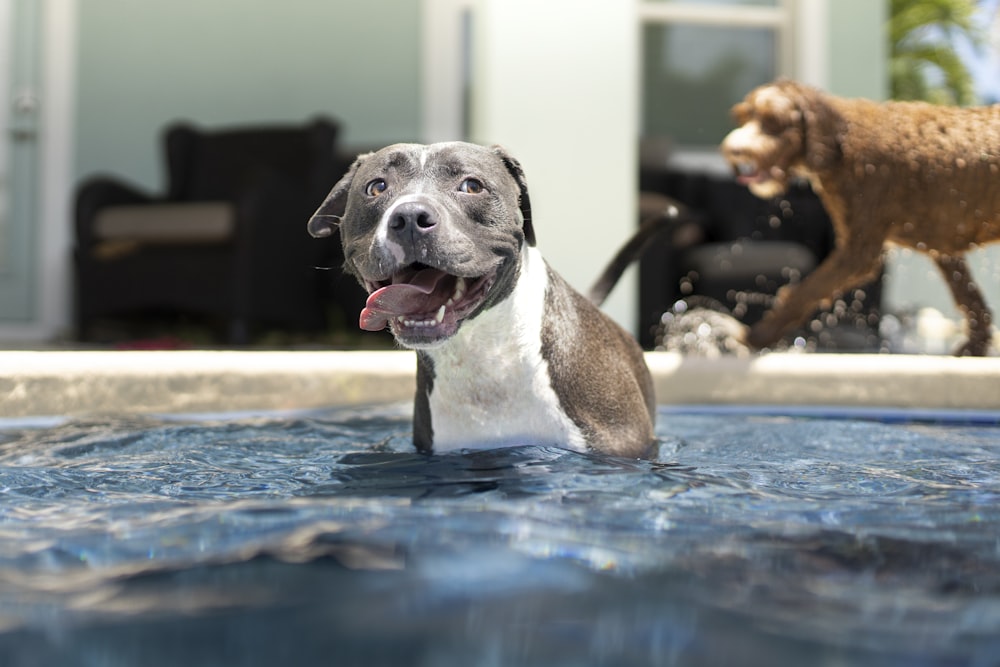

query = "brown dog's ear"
(784, 82), (844, 170)
(491, 145), (536, 246)
(730, 100), (752, 124)
(307, 152), (372, 238)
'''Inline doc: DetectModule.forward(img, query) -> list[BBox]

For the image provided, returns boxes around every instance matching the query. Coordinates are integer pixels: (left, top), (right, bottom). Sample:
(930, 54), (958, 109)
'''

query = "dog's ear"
(730, 101), (748, 124)
(307, 152), (372, 238)
(787, 83), (844, 169)
(491, 145), (536, 246)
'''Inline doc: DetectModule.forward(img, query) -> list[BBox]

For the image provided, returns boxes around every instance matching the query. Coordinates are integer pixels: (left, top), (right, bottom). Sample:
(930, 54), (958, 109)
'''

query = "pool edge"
(3, 350), (1000, 418)
(646, 352), (1000, 412)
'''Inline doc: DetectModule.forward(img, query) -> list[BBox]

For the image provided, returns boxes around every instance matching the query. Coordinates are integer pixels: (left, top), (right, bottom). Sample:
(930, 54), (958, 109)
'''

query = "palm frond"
(888, 0), (983, 105)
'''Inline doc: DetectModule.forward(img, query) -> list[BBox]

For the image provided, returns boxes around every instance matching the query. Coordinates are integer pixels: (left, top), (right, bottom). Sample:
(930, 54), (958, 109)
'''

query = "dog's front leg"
(746, 246), (882, 350)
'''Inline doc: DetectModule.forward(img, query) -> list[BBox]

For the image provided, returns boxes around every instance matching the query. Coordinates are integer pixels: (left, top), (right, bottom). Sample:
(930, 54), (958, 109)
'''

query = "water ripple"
(0, 405), (998, 665)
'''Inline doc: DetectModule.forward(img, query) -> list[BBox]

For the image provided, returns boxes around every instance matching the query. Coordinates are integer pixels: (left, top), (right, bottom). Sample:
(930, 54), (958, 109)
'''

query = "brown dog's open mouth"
(732, 161), (767, 185)
(359, 264), (496, 340)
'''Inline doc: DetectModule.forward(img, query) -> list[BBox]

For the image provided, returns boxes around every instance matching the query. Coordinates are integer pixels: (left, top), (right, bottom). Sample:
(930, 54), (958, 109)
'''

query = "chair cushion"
(93, 202), (236, 243)
(682, 240), (816, 281)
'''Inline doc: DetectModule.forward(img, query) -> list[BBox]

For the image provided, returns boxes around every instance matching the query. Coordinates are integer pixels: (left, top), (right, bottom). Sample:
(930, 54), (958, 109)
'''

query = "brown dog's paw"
(745, 320), (783, 351)
(953, 337), (991, 357)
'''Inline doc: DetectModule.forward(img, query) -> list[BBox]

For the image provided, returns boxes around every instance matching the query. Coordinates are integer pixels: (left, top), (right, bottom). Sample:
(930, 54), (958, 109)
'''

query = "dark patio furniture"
(637, 165), (882, 350)
(74, 117), (366, 344)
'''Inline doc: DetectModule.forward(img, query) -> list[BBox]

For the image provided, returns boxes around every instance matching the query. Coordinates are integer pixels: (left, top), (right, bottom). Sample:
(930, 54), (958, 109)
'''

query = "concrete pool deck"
(3, 350), (1000, 419)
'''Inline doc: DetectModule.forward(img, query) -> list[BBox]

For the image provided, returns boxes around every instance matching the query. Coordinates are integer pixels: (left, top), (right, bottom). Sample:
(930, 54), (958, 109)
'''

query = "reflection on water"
(0, 404), (999, 666)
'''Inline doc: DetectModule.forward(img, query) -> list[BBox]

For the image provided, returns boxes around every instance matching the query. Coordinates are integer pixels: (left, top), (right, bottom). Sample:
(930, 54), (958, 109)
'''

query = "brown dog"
(721, 79), (1000, 356)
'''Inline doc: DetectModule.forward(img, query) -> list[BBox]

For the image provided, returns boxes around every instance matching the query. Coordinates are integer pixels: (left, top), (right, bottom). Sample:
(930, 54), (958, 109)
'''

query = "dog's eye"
(458, 178), (485, 194)
(759, 113), (785, 135)
(365, 179), (388, 197)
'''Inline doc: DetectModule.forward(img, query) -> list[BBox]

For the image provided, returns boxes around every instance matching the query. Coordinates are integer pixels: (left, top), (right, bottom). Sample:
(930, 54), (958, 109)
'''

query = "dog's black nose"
(389, 202), (437, 236)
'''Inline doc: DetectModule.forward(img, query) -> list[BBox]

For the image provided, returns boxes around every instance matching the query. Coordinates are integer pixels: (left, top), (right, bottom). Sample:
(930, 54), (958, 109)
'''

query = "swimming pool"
(0, 401), (998, 666)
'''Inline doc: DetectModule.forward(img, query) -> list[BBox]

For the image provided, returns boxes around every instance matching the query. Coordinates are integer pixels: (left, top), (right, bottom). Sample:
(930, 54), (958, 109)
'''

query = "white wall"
(469, 0), (639, 332)
(826, 0), (887, 99)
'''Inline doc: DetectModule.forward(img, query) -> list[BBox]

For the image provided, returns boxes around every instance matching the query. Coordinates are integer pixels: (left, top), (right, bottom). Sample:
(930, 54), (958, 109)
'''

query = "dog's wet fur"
(722, 79), (999, 356)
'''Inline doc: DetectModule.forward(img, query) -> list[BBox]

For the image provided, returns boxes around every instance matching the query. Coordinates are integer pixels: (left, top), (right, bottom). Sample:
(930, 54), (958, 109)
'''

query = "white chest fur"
(424, 246), (586, 452)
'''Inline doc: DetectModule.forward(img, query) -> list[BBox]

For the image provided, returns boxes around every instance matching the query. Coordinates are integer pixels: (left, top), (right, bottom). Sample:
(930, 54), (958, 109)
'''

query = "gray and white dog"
(308, 142), (655, 458)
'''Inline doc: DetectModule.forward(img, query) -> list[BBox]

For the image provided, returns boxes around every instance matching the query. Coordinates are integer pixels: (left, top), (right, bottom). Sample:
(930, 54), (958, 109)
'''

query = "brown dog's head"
(721, 79), (830, 199)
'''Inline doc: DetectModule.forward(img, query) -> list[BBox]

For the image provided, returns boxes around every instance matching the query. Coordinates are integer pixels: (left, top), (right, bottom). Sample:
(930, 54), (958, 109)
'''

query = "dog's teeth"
(400, 315), (441, 328)
(451, 277), (467, 304)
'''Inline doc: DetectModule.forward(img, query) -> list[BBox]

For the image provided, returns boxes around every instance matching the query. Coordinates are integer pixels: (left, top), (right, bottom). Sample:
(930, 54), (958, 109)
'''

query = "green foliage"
(889, 0), (983, 105)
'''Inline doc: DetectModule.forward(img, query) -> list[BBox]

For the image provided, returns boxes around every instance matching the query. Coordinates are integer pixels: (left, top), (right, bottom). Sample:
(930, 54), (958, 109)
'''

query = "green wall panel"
(75, 0), (422, 191)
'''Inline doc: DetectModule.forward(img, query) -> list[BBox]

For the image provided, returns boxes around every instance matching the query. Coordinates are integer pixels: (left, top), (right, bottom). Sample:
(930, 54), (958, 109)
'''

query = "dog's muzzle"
(358, 200), (500, 346)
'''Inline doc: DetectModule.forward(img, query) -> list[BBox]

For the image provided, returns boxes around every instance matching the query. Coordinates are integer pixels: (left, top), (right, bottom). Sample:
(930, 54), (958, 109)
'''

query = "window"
(640, 0), (797, 149)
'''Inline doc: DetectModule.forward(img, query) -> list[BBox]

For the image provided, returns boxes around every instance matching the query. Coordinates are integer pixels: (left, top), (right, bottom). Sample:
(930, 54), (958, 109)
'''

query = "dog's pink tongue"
(359, 269), (447, 331)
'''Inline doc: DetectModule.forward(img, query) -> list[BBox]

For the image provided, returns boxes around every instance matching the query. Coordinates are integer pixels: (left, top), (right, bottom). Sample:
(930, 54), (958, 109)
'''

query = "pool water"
(0, 404), (998, 666)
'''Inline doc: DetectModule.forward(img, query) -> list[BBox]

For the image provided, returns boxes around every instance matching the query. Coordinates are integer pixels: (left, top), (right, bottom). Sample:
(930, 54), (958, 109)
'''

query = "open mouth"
(359, 263), (496, 342)
(732, 161), (768, 185)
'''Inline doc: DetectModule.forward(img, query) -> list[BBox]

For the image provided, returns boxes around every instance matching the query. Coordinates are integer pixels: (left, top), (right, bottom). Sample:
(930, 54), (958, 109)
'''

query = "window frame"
(639, 1), (792, 80)
(420, 0), (830, 141)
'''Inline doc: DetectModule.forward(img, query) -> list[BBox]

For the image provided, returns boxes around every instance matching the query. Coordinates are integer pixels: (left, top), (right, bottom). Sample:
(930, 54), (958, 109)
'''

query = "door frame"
(421, 0), (832, 146)
(0, 0), (76, 342)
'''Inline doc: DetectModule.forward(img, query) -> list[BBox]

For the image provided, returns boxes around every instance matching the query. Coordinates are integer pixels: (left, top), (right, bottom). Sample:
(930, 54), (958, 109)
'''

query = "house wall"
(828, 0), (888, 99)
(74, 0), (422, 192)
(470, 0), (640, 331)
(16, 1), (901, 343)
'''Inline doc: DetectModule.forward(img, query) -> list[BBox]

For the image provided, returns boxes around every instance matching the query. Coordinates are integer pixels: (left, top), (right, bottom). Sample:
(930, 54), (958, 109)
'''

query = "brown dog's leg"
(934, 254), (994, 356)
(746, 247), (882, 350)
